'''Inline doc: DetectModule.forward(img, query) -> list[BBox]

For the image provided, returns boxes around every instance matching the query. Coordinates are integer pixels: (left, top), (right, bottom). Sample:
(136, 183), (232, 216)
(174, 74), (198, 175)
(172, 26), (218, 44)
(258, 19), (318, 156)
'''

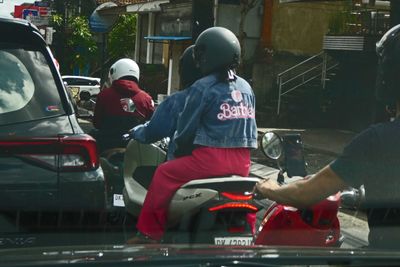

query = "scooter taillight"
(209, 203), (258, 212)
(221, 192), (253, 201)
(228, 226), (246, 233)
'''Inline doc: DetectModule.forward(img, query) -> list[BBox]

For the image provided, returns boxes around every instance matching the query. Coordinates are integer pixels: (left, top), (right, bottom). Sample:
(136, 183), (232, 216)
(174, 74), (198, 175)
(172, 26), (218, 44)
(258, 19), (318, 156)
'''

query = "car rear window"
(0, 45), (65, 125)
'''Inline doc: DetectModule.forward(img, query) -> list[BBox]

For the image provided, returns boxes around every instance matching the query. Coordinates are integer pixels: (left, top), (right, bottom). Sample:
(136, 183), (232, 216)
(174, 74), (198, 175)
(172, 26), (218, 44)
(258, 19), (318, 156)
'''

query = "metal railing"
(276, 52), (338, 115)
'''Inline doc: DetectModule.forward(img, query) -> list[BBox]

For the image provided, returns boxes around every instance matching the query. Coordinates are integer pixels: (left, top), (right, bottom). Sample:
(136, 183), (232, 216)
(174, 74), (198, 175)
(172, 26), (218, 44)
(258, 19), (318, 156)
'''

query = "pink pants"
(136, 146), (251, 240)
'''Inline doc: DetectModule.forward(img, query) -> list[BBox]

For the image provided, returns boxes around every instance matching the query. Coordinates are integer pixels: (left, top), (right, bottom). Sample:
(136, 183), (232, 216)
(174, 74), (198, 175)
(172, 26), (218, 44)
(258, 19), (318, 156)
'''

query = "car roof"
(62, 75), (101, 81)
(0, 17), (45, 46)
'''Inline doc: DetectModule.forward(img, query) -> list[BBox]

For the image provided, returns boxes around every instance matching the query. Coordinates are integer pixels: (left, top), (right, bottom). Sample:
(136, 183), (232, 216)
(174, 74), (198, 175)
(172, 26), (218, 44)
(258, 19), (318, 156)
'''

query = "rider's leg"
(136, 146), (251, 241)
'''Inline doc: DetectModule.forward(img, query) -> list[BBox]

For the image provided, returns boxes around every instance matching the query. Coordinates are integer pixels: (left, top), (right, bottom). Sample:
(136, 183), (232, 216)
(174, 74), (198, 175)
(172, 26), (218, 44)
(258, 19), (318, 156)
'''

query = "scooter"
(121, 130), (343, 247)
(121, 137), (270, 244)
(253, 131), (343, 247)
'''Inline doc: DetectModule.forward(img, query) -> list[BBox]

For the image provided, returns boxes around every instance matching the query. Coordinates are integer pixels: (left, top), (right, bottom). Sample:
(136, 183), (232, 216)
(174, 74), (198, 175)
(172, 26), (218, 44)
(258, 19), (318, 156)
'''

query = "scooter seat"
(180, 176), (262, 192)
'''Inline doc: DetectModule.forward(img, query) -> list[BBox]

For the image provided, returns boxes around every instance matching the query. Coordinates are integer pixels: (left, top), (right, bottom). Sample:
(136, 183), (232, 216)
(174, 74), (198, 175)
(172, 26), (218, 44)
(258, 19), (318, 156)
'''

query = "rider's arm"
(257, 126), (377, 209)
(174, 86), (205, 155)
(256, 166), (347, 209)
(131, 96), (177, 143)
(93, 92), (105, 129)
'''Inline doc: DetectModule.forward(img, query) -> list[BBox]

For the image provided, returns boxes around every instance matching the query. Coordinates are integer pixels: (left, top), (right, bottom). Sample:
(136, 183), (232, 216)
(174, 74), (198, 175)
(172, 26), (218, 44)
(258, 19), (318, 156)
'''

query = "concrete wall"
(252, 1), (346, 110)
(217, 2), (263, 60)
(271, 1), (345, 56)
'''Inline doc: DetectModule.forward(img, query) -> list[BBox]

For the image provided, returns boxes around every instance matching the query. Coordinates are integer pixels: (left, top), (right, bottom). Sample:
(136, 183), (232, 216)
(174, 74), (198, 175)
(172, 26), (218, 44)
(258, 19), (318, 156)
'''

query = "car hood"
(1, 245), (400, 266)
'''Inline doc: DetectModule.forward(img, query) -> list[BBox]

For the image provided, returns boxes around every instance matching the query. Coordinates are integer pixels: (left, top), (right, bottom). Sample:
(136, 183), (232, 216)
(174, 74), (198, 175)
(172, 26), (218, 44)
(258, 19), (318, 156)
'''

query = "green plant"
(66, 16), (98, 72)
(107, 14), (137, 59)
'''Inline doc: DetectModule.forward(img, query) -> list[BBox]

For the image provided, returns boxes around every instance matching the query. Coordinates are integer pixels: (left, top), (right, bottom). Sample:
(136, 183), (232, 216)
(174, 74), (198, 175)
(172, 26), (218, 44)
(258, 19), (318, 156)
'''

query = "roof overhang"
(279, 0), (341, 2)
(97, 0), (169, 15)
(144, 35), (191, 43)
(97, 5), (127, 16)
(127, 0), (169, 13)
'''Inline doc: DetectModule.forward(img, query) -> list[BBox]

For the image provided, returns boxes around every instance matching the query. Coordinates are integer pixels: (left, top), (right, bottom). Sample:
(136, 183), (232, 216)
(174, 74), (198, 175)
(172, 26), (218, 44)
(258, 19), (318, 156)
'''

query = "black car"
(0, 18), (107, 245)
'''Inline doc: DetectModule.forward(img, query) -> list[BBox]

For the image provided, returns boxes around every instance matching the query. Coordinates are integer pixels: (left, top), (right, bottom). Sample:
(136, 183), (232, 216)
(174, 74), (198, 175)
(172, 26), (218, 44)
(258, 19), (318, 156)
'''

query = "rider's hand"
(128, 125), (141, 138)
(128, 127), (135, 137)
(253, 178), (280, 199)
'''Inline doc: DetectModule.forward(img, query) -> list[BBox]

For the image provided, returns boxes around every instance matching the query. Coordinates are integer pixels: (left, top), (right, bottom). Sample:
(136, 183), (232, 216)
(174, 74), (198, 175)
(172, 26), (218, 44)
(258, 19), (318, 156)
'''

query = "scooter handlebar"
(122, 133), (131, 141)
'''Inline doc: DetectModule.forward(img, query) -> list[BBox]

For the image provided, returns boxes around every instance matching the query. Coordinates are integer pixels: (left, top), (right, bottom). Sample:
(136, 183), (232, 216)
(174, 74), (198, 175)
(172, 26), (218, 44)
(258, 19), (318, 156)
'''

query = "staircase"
(270, 52), (339, 128)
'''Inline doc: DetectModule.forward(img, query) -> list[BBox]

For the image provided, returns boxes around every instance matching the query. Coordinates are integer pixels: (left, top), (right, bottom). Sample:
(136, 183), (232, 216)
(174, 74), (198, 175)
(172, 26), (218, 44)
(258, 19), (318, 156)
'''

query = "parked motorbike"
(253, 131), (343, 247)
(121, 137), (269, 245)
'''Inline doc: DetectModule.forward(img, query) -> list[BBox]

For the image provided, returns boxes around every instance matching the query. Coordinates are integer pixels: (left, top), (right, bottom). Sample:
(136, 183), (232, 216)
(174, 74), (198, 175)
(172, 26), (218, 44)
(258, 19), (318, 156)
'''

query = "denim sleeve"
(175, 87), (205, 154)
(132, 98), (175, 143)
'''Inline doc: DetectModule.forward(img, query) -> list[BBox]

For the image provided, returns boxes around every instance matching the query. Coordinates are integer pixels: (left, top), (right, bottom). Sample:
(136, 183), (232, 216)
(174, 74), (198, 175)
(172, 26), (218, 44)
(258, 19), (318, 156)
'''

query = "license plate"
(113, 194), (125, 207)
(214, 236), (253, 246)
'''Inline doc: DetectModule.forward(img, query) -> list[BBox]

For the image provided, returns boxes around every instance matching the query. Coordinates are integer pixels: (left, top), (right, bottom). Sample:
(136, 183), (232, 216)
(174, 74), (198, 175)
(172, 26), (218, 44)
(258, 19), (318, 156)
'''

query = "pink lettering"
(217, 102), (255, 120)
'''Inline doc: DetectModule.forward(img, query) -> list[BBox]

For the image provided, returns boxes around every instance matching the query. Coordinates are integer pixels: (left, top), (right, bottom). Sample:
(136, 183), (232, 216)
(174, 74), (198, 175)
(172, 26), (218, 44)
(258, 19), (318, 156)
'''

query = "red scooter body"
(255, 192), (341, 247)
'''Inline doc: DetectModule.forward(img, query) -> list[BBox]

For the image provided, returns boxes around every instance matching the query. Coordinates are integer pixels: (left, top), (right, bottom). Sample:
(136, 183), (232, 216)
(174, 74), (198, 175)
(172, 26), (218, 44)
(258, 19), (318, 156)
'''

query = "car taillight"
(209, 203), (258, 212)
(0, 134), (99, 172)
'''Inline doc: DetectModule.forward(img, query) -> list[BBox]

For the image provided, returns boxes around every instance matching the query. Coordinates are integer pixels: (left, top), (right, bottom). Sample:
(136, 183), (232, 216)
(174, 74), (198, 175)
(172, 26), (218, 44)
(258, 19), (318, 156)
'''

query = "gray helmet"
(179, 45), (203, 88)
(194, 27), (241, 75)
(376, 24), (400, 101)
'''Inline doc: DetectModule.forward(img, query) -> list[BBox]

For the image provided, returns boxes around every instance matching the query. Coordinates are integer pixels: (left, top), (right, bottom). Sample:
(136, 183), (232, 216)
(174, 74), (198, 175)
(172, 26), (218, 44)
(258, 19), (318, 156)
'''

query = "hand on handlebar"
(122, 133), (131, 141)
(124, 126), (138, 141)
(252, 178), (280, 200)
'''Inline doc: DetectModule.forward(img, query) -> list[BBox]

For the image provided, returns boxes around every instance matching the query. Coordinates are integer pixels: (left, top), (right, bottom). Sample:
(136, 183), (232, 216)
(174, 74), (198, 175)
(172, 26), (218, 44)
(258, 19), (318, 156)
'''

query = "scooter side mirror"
(261, 131), (283, 160)
(281, 133), (307, 178)
(261, 132), (286, 184)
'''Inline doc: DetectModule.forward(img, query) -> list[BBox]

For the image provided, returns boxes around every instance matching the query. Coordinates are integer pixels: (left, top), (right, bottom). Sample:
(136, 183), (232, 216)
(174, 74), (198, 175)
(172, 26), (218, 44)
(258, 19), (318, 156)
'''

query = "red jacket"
(93, 80), (154, 129)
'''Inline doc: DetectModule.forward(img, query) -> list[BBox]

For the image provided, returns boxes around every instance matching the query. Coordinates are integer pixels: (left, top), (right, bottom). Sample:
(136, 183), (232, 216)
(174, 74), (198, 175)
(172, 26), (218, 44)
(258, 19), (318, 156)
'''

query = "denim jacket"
(132, 90), (187, 160)
(175, 73), (257, 154)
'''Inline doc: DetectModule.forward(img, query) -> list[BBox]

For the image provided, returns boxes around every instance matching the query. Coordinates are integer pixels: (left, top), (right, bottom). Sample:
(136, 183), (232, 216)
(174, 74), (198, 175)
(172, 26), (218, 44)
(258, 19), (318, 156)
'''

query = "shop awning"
(144, 36), (192, 43)
(279, 0), (326, 2)
(126, 0), (169, 13)
(98, 0), (169, 15)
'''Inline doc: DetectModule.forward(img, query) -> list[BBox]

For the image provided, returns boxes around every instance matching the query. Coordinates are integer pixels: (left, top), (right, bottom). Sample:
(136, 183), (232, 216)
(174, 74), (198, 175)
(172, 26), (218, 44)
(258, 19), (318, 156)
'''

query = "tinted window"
(62, 78), (74, 85)
(0, 51), (34, 114)
(75, 78), (92, 86)
(0, 45), (65, 125)
(64, 78), (99, 86)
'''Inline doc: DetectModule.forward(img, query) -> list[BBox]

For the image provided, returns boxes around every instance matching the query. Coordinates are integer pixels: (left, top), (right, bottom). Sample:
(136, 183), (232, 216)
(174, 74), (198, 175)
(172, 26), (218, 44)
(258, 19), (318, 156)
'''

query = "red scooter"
(253, 132), (342, 247)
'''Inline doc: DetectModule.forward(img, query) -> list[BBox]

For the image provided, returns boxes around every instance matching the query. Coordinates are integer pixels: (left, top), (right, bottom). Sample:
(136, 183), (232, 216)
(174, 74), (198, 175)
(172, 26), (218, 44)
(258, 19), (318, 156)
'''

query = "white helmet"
(109, 58), (140, 83)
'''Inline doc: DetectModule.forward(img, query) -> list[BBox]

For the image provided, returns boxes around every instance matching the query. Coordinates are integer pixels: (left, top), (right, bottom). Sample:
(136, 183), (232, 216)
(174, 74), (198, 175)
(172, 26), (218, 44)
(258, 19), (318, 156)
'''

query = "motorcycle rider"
(128, 27), (258, 244)
(93, 58), (154, 152)
(129, 45), (203, 160)
(255, 24), (400, 249)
